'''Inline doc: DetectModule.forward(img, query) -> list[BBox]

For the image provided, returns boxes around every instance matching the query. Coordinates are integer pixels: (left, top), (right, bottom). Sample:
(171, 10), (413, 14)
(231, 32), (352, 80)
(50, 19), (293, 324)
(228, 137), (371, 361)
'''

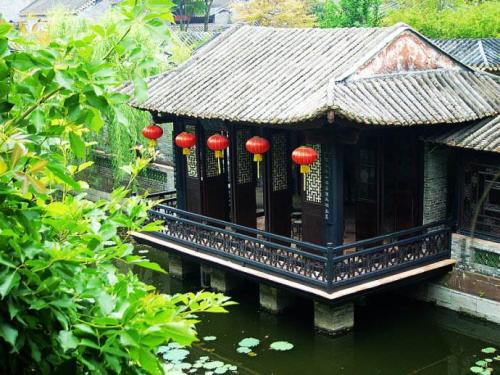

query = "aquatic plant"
(470, 347), (498, 374)
(269, 341), (294, 351)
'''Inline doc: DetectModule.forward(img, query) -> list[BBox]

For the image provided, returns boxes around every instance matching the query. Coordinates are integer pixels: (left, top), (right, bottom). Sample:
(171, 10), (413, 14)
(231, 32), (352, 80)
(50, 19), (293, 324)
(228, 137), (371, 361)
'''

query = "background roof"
(432, 38), (500, 72)
(20, 0), (96, 16)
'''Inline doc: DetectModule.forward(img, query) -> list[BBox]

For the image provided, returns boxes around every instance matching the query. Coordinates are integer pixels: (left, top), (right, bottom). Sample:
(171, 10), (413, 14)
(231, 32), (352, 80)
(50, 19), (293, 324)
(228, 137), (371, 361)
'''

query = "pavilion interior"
(175, 121), (436, 248)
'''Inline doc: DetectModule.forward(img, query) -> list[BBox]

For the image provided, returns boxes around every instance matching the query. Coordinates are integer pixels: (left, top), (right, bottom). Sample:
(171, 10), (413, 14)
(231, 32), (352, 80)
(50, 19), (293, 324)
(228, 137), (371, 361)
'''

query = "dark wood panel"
(302, 201), (324, 244)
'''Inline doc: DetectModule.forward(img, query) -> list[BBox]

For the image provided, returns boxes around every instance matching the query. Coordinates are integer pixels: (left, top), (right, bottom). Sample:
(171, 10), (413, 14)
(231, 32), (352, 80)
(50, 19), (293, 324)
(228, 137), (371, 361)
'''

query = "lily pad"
(470, 367), (484, 374)
(203, 361), (225, 370)
(475, 360), (487, 367)
(238, 337), (260, 348)
(164, 348), (190, 362)
(236, 346), (251, 354)
(481, 347), (497, 354)
(203, 336), (217, 342)
(270, 341), (294, 351)
(214, 367), (228, 374)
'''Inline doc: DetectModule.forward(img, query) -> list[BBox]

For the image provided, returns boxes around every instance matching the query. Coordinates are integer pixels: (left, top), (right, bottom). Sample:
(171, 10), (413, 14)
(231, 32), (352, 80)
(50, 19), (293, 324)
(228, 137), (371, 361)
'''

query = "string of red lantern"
(175, 132), (197, 156)
(292, 146), (318, 190)
(207, 133), (229, 174)
(245, 136), (270, 179)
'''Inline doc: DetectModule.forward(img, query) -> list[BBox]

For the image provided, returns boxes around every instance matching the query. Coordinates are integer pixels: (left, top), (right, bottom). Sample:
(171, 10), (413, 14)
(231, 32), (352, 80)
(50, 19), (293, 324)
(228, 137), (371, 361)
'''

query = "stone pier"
(168, 254), (198, 280)
(259, 284), (295, 313)
(314, 301), (354, 335)
(209, 268), (243, 293)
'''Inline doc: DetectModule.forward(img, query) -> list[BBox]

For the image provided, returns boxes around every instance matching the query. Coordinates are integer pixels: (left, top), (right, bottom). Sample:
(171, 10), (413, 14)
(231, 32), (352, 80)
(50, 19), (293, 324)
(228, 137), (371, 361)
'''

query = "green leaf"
(269, 341), (294, 351)
(133, 75), (148, 103)
(58, 330), (79, 352)
(203, 336), (217, 341)
(47, 163), (80, 190)
(69, 132), (86, 159)
(132, 260), (166, 274)
(0, 271), (20, 299)
(0, 323), (18, 347)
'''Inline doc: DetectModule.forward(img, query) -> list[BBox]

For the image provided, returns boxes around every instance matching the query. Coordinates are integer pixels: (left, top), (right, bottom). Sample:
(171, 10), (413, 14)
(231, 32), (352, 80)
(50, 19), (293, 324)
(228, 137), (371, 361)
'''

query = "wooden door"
(230, 127), (256, 228)
(264, 131), (291, 237)
(355, 138), (381, 240)
(200, 128), (229, 221)
(184, 121), (203, 214)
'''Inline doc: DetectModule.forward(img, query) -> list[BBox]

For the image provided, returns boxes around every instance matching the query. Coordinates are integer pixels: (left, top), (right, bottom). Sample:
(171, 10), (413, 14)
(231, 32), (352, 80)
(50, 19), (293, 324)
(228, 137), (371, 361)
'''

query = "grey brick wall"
(422, 143), (449, 224)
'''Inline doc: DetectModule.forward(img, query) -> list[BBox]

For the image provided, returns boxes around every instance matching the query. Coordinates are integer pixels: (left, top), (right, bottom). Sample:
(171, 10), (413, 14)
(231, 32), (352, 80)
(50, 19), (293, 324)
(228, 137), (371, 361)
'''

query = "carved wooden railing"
(145, 203), (452, 291)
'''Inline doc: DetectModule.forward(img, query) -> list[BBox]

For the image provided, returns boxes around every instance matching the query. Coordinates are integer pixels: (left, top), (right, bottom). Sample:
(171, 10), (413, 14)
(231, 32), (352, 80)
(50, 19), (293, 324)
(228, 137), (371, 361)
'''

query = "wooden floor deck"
(133, 231), (456, 302)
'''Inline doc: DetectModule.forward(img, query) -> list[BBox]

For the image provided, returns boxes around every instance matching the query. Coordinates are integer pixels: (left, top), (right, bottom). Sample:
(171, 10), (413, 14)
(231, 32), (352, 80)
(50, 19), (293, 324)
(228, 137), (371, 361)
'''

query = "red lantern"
(142, 124), (163, 147)
(207, 133), (229, 174)
(175, 132), (197, 156)
(292, 146), (318, 190)
(245, 136), (270, 179)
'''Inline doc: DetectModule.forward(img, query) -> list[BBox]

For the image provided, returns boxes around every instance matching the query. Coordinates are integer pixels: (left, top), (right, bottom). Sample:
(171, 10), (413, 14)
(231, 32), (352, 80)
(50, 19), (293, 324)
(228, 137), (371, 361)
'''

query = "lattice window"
(272, 133), (287, 191)
(236, 129), (253, 184)
(461, 160), (500, 239)
(185, 124), (198, 178)
(205, 130), (221, 177)
(306, 144), (322, 203)
(474, 249), (500, 268)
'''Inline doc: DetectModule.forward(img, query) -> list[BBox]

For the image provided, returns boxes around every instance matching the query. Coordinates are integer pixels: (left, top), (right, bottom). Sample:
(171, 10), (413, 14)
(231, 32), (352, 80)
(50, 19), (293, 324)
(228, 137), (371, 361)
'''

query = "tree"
(232, 0), (316, 27)
(0, 1), (233, 373)
(382, 0), (500, 38)
(316, 0), (381, 28)
(175, 0), (206, 30)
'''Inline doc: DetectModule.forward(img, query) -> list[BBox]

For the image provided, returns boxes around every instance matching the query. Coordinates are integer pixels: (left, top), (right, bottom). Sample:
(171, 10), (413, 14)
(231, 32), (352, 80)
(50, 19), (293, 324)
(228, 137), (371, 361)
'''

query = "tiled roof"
(329, 70), (499, 125)
(432, 38), (500, 72)
(426, 116), (500, 154)
(123, 24), (500, 125)
(20, 0), (96, 16)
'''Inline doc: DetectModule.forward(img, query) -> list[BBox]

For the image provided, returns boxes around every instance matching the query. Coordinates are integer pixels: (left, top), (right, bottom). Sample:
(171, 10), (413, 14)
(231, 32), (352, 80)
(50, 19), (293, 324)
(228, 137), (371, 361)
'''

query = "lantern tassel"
(300, 165), (310, 191)
(215, 150), (223, 174)
(183, 148), (190, 155)
(254, 154), (263, 179)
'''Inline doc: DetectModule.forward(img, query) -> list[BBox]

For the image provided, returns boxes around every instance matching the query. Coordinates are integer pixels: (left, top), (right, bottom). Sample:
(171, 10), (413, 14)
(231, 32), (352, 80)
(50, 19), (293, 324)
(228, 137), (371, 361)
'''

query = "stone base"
(168, 254), (198, 280)
(210, 269), (242, 293)
(259, 284), (295, 313)
(412, 282), (500, 324)
(314, 301), (354, 335)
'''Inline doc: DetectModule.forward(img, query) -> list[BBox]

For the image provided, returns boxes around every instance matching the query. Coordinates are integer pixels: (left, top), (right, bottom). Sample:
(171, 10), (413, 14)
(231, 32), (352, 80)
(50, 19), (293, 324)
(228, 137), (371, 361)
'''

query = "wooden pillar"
(325, 142), (344, 246)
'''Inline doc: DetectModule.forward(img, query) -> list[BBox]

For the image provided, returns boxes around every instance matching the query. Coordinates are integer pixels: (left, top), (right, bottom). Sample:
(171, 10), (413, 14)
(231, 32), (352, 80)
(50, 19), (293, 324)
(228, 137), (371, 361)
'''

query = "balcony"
(135, 191), (454, 297)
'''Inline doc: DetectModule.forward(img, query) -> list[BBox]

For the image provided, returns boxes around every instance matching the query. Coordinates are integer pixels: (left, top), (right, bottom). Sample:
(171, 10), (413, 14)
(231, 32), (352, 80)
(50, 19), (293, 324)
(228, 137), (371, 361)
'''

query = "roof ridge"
(477, 39), (489, 67)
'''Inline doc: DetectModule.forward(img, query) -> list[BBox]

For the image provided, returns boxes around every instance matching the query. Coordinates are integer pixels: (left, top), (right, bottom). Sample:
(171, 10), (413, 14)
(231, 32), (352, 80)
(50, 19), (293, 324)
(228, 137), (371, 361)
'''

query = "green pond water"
(136, 246), (500, 375)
